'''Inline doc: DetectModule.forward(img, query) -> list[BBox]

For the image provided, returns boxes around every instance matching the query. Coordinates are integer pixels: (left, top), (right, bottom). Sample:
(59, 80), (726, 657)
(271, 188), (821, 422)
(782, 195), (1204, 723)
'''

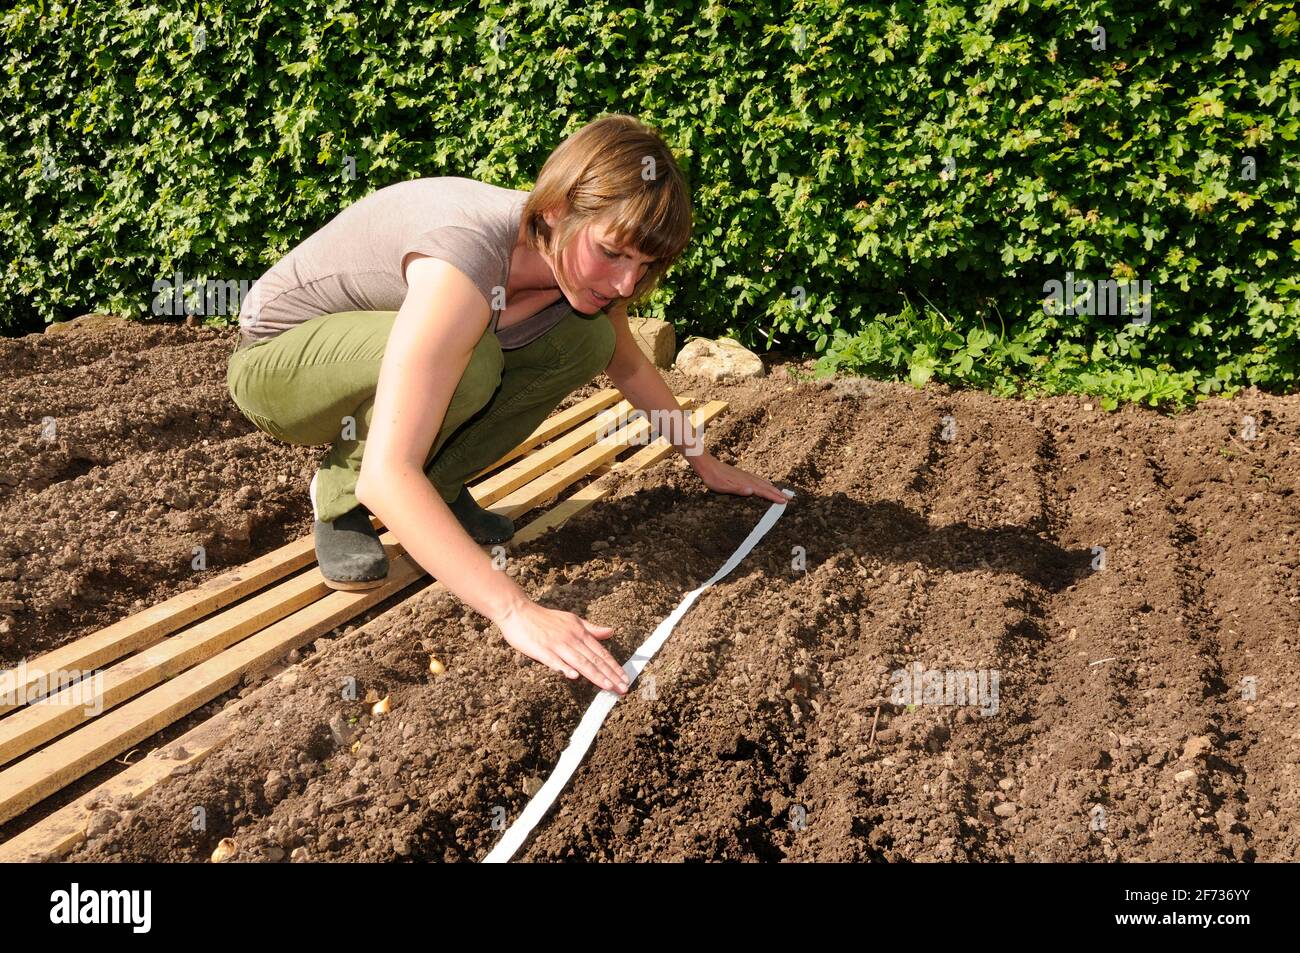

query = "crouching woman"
(227, 114), (786, 694)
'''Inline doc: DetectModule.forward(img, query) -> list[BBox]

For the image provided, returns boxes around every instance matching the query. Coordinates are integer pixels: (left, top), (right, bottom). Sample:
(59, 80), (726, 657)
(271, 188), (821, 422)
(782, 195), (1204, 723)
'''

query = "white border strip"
(482, 488), (796, 863)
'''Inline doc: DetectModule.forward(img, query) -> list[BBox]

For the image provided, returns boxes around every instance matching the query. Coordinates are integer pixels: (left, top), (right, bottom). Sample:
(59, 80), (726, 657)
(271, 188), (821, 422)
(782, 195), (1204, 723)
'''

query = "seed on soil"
(372, 695), (391, 716)
(210, 838), (239, 863)
(429, 656), (445, 675)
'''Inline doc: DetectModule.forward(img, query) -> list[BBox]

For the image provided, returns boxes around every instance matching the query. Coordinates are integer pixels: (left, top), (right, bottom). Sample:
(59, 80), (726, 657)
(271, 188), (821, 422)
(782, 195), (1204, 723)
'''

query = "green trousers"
(226, 309), (616, 524)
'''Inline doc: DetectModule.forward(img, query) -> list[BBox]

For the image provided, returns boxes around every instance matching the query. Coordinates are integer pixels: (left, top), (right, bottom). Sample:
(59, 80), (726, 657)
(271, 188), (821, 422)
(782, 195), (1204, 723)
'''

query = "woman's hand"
(495, 600), (630, 695)
(691, 452), (789, 503)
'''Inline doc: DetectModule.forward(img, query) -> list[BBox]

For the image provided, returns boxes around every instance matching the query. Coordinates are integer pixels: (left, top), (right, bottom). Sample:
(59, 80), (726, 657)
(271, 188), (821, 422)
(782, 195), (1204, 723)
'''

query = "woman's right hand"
(495, 600), (630, 695)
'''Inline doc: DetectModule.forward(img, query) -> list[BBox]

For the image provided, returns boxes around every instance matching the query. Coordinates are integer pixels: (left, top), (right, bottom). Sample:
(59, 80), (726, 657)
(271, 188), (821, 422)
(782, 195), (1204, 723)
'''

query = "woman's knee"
(226, 349), (288, 441)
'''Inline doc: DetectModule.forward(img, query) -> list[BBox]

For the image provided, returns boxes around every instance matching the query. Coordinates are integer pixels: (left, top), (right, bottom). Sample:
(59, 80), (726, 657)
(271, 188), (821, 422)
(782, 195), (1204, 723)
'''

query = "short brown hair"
(521, 114), (693, 311)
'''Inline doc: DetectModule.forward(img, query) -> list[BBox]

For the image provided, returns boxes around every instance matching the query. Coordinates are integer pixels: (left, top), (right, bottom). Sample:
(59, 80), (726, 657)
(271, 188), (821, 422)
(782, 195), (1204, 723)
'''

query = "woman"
(227, 114), (786, 695)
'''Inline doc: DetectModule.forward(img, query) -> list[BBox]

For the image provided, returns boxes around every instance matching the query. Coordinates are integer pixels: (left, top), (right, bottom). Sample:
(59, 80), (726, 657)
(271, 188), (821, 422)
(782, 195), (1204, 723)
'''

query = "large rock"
(44, 313), (129, 336)
(674, 337), (766, 382)
(627, 317), (676, 369)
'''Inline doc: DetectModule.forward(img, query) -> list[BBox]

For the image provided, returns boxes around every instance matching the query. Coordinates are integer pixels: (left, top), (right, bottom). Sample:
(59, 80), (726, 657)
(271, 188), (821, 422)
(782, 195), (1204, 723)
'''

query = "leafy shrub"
(2, 0), (1296, 407)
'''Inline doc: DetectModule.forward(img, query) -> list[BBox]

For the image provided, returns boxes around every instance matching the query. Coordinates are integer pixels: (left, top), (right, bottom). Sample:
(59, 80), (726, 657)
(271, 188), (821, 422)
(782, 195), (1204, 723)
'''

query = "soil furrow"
(1007, 406), (1235, 860)
(859, 402), (1065, 860)
(1148, 402), (1300, 861)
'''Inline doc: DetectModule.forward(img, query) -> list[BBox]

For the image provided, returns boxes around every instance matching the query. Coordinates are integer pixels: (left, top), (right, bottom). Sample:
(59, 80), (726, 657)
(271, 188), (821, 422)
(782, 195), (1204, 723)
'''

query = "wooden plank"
(470, 398), (635, 503)
(0, 539), (317, 715)
(492, 396), (699, 512)
(0, 569), (330, 768)
(470, 397), (696, 505)
(0, 401), (726, 855)
(0, 670), (271, 863)
(0, 663), (313, 863)
(0, 552), (425, 827)
(519, 401), (728, 537)
(0, 388), (624, 714)
(0, 397), (658, 758)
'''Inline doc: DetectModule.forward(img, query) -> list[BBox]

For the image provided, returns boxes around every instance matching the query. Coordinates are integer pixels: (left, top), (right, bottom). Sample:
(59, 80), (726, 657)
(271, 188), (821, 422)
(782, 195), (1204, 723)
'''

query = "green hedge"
(3, 0), (1298, 408)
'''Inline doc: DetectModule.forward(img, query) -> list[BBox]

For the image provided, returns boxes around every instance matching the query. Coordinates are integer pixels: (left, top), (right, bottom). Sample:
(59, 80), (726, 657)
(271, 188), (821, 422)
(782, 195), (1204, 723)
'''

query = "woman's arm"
(605, 306), (788, 503)
(355, 256), (629, 694)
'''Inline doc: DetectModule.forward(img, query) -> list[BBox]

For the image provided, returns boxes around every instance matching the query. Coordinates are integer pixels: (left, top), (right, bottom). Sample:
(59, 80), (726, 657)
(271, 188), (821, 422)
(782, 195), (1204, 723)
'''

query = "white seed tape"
(482, 487), (796, 863)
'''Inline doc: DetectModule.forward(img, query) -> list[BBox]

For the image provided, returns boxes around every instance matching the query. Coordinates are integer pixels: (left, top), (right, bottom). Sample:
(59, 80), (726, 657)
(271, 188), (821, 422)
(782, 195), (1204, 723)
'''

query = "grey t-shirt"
(237, 177), (576, 350)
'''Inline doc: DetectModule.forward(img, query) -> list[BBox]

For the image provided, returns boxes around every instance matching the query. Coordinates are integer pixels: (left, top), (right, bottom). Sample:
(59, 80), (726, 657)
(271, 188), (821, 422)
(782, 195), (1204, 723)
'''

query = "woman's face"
(550, 215), (657, 313)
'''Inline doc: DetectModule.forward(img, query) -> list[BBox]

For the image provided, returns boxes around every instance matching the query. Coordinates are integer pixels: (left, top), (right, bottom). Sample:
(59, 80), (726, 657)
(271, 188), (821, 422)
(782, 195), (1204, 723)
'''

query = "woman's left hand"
(692, 453), (789, 504)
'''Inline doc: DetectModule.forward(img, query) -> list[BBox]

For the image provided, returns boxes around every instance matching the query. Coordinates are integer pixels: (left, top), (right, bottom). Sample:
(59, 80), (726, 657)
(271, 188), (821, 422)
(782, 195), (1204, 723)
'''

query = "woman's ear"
(542, 204), (568, 230)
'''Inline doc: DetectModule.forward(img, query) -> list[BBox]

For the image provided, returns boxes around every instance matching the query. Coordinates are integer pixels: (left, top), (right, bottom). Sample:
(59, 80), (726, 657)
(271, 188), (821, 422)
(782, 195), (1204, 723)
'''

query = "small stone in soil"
(86, 810), (120, 838)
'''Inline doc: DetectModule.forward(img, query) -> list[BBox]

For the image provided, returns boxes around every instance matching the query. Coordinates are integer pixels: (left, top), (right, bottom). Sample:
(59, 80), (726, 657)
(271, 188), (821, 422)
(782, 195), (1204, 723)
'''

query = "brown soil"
(0, 323), (320, 662)
(4, 322), (1298, 862)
